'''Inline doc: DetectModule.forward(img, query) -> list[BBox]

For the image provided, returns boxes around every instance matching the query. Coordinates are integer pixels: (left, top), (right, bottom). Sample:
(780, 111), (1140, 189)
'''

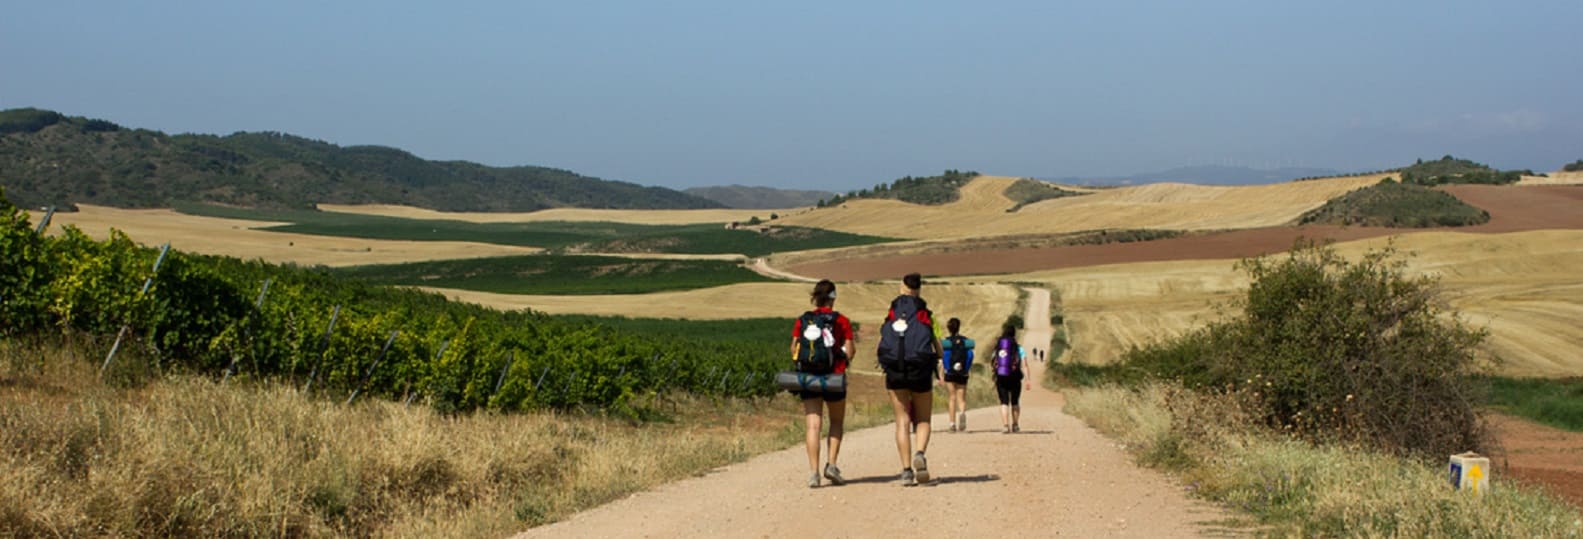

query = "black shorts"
(995, 375), (1023, 406)
(796, 390), (846, 402)
(884, 367), (933, 393)
(942, 372), (969, 385)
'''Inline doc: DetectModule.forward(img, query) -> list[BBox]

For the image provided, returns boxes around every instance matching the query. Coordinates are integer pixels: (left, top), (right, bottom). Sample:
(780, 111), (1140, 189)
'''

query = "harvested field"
(316, 204), (805, 225)
(777, 174), (1385, 239)
(788, 184), (1583, 282)
(29, 204), (539, 267)
(979, 230), (1583, 377)
(1518, 171), (1583, 186)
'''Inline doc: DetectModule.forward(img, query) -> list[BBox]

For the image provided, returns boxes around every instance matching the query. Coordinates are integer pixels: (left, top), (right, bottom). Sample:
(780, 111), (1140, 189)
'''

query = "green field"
(175, 203), (894, 256)
(1486, 376), (1583, 432)
(338, 254), (774, 295)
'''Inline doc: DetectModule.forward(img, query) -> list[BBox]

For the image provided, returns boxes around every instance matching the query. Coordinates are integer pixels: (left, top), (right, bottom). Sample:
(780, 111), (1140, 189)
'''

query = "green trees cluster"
(1563, 159), (1583, 172)
(1, 191), (780, 413)
(1399, 155), (1528, 186)
(819, 169), (979, 207)
(1119, 242), (1490, 459)
(1298, 178), (1490, 228)
(0, 108), (722, 212)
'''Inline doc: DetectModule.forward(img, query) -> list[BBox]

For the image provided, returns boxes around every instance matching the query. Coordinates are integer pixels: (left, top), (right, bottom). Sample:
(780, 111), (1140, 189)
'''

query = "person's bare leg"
(889, 389), (913, 469)
(953, 384), (968, 430)
(803, 399), (823, 474)
(911, 391), (933, 453)
(826, 399), (845, 465)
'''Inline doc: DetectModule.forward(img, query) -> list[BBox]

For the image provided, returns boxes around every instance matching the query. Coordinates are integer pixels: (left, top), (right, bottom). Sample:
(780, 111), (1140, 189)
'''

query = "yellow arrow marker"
(1467, 464), (1484, 494)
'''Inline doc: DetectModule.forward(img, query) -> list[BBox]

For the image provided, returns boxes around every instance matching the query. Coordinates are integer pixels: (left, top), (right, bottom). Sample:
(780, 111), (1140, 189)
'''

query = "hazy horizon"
(4, 1), (1579, 190)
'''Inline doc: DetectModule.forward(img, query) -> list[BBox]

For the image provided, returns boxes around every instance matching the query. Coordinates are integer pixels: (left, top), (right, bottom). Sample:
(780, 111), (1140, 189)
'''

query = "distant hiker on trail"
(789, 279), (854, 488)
(877, 272), (942, 486)
(992, 324), (1030, 433)
(939, 318), (974, 433)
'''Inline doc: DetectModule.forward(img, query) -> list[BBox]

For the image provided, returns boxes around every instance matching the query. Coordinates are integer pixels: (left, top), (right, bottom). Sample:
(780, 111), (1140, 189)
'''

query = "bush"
(1564, 159), (1583, 172)
(1121, 241), (1491, 460)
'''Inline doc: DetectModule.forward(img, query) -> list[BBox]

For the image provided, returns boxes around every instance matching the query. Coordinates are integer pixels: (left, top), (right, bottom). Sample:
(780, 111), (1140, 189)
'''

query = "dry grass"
(777, 175), (1384, 239)
(1062, 383), (1583, 537)
(988, 230), (1583, 377)
(29, 205), (540, 267)
(316, 204), (808, 225)
(1517, 172), (1583, 186)
(0, 339), (892, 537)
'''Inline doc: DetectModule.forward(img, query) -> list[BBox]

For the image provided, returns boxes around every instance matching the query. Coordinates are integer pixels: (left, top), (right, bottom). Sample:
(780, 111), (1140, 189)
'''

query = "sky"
(3, 1), (1580, 191)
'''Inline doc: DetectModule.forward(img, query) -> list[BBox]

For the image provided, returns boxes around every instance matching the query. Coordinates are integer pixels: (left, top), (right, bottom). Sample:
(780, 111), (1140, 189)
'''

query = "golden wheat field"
(316, 203), (806, 225)
(774, 174), (1386, 239)
(27, 204), (541, 266)
(1518, 171), (1583, 186)
(988, 230), (1583, 377)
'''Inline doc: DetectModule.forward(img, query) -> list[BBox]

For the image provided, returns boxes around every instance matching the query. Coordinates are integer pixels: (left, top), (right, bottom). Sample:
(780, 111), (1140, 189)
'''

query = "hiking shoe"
(912, 451), (930, 484)
(901, 468), (917, 487)
(1013, 423), (1021, 433)
(957, 412), (967, 432)
(1003, 425), (1012, 434)
(808, 472), (820, 489)
(824, 464), (846, 486)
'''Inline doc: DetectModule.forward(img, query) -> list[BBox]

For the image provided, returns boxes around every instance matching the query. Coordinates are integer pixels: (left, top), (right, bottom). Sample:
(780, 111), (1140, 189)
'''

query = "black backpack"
(795, 311), (840, 375)
(877, 295), (938, 369)
(945, 335), (970, 374)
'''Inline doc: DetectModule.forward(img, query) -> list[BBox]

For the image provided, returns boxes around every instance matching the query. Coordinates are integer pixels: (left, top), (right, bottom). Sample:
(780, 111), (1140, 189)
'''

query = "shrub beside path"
(517, 288), (1229, 537)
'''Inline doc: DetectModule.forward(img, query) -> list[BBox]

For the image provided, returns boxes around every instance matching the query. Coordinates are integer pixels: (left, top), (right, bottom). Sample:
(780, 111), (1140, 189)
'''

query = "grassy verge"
(0, 338), (892, 536)
(1058, 382), (1583, 536)
(174, 203), (893, 256)
(1485, 377), (1583, 432)
(337, 255), (773, 295)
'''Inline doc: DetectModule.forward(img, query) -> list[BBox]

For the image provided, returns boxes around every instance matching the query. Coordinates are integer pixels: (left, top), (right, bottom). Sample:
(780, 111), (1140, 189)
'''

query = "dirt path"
(749, 256), (818, 282)
(516, 288), (1230, 538)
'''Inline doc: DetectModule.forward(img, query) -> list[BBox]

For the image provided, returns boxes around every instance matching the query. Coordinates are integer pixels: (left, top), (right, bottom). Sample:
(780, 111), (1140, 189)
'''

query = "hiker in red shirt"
(789, 279), (855, 488)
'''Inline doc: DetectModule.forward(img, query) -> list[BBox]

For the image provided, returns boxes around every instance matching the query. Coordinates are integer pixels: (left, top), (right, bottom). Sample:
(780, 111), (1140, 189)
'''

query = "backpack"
(877, 295), (938, 369)
(994, 337), (1021, 377)
(944, 335), (970, 374)
(795, 311), (840, 375)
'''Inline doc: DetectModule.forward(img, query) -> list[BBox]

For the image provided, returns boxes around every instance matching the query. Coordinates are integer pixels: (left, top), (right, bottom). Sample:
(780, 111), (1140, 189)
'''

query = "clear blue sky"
(4, 1), (1579, 190)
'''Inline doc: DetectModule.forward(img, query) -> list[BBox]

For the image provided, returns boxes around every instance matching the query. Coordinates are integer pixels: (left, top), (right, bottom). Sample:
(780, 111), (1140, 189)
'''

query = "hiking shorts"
(995, 375), (1023, 406)
(942, 372), (969, 385)
(796, 389), (846, 402)
(885, 367), (933, 393)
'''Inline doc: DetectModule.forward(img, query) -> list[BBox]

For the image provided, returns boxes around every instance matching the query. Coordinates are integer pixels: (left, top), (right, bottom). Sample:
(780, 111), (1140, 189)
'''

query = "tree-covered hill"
(0, 108), (724, 211)
(820, 169), (979, 207)
(682, 184), (834, 209)
(1298, 178), (1489, 228)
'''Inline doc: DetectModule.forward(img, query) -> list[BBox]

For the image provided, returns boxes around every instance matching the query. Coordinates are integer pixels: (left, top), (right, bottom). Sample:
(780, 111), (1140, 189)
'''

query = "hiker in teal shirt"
(939, 318), (975, 432)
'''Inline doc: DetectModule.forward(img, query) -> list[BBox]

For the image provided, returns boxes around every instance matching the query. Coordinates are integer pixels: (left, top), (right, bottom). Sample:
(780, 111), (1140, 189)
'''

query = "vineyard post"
(492, 350), (516, 397)
(223, 278), (272, 382)
(404, 339), (450, 407)
(33, 205), (55, 234)
(563, 370), (578, 404)
(302, 304), (341, 393)
(533, 366), (550, 392)
(100, 242), (171, 377)
(346, 329), (400, 405)
(720, 370), (731, 394)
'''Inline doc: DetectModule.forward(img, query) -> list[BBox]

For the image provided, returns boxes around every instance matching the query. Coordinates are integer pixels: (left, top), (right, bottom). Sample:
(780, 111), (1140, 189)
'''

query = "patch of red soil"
(1489, 413), (1583, 509)
(792, 185), (1583, 282)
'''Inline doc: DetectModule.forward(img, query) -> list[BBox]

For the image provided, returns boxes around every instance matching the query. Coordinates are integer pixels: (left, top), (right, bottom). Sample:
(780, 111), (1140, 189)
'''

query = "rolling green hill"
(0, 108), (724, 211)
(683, 184), (833, 209)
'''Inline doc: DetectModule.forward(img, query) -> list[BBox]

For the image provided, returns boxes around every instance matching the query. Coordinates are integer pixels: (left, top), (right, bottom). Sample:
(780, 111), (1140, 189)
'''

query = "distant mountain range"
(1047, 165), (1345, 186)
(0, 108), (723, 212)
(682, 184), (835, 209)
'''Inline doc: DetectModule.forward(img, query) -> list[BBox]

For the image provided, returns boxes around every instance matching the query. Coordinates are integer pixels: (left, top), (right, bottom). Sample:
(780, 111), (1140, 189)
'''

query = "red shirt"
(791, 306), (854, 374)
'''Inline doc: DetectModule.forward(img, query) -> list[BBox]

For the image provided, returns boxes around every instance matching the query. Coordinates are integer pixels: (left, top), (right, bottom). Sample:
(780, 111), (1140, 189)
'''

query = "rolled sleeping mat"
(775, 371), (846, 393)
